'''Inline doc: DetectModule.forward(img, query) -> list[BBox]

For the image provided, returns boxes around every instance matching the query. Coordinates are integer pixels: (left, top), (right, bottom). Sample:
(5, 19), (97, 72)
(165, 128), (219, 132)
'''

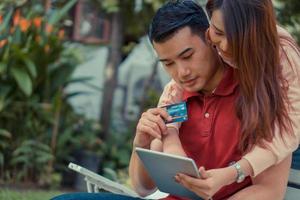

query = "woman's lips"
(216, 47), (231, 59)
(215, 47), (236, 67)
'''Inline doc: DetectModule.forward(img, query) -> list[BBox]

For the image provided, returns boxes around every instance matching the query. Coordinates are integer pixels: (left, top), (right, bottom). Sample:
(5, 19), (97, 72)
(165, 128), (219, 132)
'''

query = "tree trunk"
(138, 59), (159, 115)
(99, 11), (123, 140)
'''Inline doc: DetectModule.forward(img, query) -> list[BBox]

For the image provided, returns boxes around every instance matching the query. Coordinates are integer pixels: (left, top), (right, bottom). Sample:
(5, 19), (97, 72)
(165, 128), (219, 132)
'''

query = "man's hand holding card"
(163, 102), (188, 124)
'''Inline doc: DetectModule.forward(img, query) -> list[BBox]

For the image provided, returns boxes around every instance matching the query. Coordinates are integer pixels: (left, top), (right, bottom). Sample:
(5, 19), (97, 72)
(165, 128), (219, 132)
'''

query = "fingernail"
(168, 116), (172, 121)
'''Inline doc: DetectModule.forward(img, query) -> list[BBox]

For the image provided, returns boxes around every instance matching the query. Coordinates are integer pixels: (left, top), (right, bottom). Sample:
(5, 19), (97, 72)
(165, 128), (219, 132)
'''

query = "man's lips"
(181, 77), (198, 85)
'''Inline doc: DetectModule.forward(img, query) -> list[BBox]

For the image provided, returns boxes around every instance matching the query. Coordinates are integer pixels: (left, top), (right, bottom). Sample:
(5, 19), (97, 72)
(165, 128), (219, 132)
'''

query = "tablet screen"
(135, 147), (203, 200)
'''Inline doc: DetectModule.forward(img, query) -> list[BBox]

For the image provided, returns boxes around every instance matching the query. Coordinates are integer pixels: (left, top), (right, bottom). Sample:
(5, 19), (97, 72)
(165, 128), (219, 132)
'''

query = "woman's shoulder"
(277, 26), (300, 83)
(277, 25), (298, 50)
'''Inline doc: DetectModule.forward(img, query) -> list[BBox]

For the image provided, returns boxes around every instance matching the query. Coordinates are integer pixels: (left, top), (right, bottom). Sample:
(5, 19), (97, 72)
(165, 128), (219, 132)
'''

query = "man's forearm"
(129, 149), (157, 196)
(228, 184), (281, 200)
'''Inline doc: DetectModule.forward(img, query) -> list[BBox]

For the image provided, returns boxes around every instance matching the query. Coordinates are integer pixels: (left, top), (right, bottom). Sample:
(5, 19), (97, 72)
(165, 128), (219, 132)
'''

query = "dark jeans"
(51, 192), (143, 200)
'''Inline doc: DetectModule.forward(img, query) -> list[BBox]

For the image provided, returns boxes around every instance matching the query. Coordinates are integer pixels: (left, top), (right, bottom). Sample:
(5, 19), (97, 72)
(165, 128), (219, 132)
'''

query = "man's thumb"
(199, 166), (211, 179)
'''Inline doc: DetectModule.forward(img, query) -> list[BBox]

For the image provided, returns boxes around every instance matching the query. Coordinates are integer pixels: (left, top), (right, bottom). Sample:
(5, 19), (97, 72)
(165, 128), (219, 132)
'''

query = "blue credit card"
(163, 102), (188, 123)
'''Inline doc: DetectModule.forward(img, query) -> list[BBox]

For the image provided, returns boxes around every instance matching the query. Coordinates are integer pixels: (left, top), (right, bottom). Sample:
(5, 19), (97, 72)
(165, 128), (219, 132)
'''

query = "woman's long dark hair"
(206, 0), (292, 153)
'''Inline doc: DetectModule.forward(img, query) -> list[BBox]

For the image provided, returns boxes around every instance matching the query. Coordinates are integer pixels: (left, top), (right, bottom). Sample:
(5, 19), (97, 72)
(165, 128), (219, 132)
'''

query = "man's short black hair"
(149, 0), (209, 43)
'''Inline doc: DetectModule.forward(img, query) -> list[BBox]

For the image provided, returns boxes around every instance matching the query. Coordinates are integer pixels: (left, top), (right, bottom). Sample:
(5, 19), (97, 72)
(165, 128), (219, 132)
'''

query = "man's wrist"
(133, 139), (150, 149)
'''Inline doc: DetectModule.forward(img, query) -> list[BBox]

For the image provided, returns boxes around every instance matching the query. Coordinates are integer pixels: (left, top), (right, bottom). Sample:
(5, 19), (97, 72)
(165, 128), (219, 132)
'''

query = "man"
(129, 1), (291, 200)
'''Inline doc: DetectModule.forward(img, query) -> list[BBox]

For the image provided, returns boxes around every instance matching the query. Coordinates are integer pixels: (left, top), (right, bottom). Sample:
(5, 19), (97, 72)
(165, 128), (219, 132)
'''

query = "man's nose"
(178, 64), (191, 78)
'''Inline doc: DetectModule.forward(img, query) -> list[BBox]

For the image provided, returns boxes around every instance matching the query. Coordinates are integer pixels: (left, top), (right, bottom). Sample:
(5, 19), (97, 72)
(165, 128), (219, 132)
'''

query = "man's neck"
(201, 56), (226, 95)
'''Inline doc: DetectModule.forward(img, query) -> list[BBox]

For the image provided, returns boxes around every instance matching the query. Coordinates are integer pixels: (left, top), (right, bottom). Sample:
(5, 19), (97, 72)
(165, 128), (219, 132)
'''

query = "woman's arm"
(157, 37), (300, 191)
(228, 155), (292, 200)
(243, 35), (300, 176)
(157, 79), (186, 156)
(162, 127), (187, 156)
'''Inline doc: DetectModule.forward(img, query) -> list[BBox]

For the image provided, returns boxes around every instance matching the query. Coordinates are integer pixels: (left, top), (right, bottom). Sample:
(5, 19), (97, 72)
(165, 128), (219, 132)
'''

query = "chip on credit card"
(163, 102), (188, 123)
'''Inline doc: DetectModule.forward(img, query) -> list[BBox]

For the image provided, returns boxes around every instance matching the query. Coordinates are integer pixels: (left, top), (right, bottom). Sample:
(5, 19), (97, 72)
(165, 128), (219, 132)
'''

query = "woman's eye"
(215, 31), (224, 36)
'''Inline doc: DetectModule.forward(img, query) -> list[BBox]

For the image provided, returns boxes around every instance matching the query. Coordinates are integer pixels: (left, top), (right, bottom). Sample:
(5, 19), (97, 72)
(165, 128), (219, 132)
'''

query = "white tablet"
(135, 147), (203, 200)
(68, 162), (139, 197)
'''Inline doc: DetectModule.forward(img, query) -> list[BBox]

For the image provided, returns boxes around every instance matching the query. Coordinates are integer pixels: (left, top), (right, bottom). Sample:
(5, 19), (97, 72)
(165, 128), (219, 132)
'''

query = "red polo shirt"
(166, 66), (252, 200)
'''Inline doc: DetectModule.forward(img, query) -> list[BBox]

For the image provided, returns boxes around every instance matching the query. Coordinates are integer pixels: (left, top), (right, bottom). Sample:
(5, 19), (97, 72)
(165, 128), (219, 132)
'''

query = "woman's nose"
(219, 39), (228, 52)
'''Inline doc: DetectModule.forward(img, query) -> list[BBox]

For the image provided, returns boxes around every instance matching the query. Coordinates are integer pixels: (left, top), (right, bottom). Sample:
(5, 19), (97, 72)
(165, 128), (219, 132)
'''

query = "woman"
(157, 0), (300, 199)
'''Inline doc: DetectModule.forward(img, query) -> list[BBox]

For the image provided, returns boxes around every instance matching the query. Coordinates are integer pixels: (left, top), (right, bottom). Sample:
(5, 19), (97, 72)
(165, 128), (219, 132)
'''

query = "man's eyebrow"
(159, 48), (193, 62)
(212, 23), (224, 32)
(177, 48), (193, 57)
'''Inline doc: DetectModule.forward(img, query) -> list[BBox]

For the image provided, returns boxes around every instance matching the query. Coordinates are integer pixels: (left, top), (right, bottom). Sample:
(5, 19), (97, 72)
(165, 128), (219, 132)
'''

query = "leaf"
(0, 86), (10, 112)
(13, 27), (22, 44)
(35, 142), (51, 152)
(11, 67), (32, 97)
(102, 0), (120, 13)
(65, 91), (91, 99)
(0, 8), (13, 33)
(22, 140), (36, 147)
(35, 154), (53, 164)
(118, 149), (130, 166)
(49, 63), (76, 92)
(0, 63), (7, 74)
(0, 129), (12, 138)
(13, 146), (31, 156)
(11, 155), (30, 165)
(0, 154), (4, 166)
(23, 58), (37, 78)
(103, 167), (118, 181)
(65, 76), (93, 84)
(48, 0), (78, 25)
(0, 33), (9, 41)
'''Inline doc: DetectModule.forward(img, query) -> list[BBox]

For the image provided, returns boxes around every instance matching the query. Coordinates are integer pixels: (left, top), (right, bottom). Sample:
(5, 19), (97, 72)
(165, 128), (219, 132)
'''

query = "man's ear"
(205, 28), (212, 45)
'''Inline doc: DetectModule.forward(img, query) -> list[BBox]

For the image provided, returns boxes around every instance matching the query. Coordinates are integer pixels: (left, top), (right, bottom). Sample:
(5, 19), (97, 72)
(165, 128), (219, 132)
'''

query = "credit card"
(163, 102), (188, 124)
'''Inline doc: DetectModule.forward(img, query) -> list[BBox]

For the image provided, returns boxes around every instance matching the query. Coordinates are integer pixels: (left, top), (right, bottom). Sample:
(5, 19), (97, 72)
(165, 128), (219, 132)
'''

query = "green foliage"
(0, 189), (62, 200)
(94, 0), (165, 53)
(0, 0), (27, 11)
(48, 0), (77, 25)
(54, 115), (104, 170)
(101, 0), (119, 13)
(142, 88), (161, 112)
(10, 140), (53, 181)
(0, 129), (11, 168)
(276, 0), (300, 43)
(101, 130), (133, 174)
(0, 0), (91, 186)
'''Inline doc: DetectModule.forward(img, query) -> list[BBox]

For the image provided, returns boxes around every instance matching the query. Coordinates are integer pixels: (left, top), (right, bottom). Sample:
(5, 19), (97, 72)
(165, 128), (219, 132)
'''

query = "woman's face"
(208, 9), (235, 67)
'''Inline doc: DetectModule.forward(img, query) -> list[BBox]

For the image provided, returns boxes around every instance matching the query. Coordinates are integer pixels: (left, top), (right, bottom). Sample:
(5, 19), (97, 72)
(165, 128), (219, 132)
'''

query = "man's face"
(153, 26), (221, 93)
